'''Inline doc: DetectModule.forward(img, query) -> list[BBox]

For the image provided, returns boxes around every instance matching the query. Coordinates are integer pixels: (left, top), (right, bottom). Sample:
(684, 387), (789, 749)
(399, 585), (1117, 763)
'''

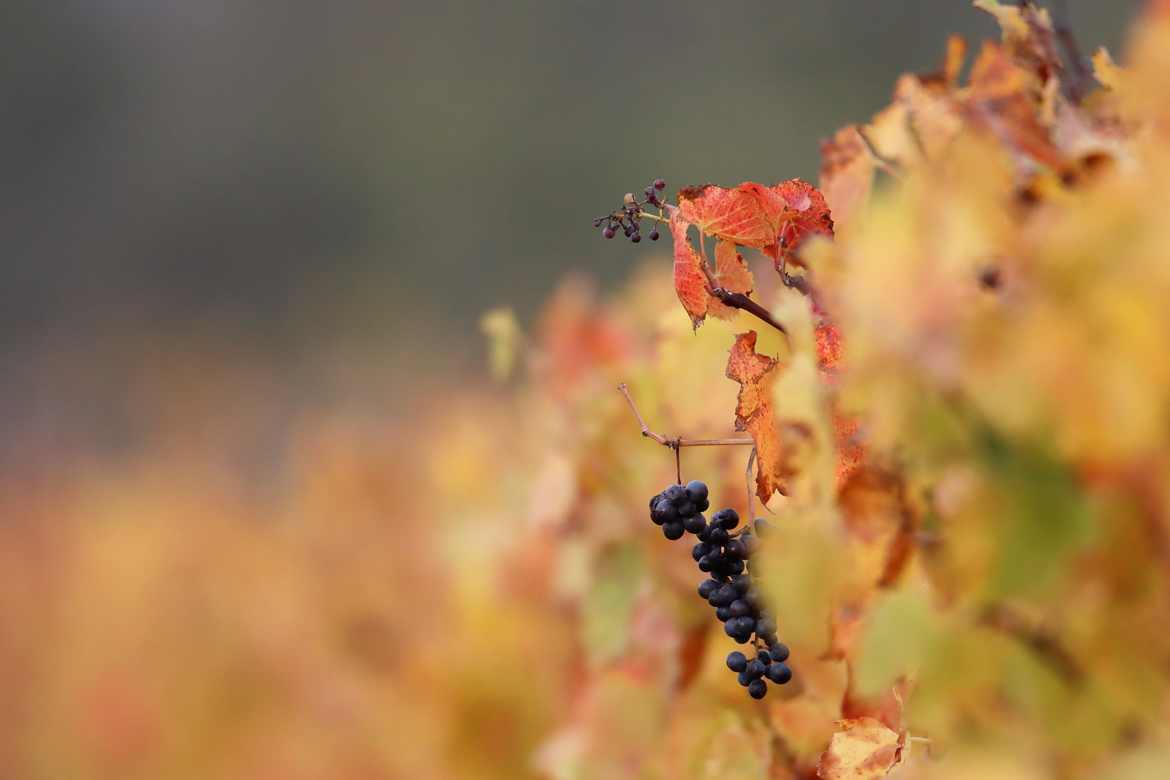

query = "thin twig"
(745, 446), (758, 519)
(979, 604), (1083, 686)
(856, 126), (904, 178)
(617, 384), (754, 450)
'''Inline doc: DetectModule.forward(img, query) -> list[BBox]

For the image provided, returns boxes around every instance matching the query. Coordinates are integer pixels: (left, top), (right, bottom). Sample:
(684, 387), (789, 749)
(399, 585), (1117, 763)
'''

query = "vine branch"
(617, 384), (753, 449)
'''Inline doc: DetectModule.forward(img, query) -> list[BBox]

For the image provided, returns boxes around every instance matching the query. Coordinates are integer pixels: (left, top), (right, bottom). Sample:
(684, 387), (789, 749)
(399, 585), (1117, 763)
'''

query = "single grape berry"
(766, 664), (792, 685)
(649, 229), (660, 241)
(711, 584), (738, 608)
(602, 226), (616, 239)
(692, 542), (710, 562)
(663, 520), (685, 540)
(715, 606), (732, 622)
(708, 527), (729, 546)
(684, 515), (707, 535)
(756, 615), (777, 635)
(726, 651), (747, 673)
(748, 678), (768, 699)
(664, 485), (685, 502)
(714, 508), (740, 529)
(768, 642), (790, 663)
(737, 670), (752, 687)
(725, 558), (745, 576)
(724, 539), (747, 560)
(695, 497), (710, 512)
(731, 574), (752, 593)
(685, 480), (708, 502)
(757, 649), (771, 663)
(698, 579), (720, 599)
(653, 178), (666, 190)
(746, 659), (766, 679)
(631, 233), (642, 243)
(729, 599), (751, 618)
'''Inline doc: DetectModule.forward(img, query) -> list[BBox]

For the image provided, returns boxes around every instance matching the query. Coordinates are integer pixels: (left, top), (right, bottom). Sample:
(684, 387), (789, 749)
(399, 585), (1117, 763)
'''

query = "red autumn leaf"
(726, 331), (791, 502)
(677, 182), (782, 248)
(773, 179), (835, 248)
(670, 210), (710, 328)
(707, 240), (755, 320)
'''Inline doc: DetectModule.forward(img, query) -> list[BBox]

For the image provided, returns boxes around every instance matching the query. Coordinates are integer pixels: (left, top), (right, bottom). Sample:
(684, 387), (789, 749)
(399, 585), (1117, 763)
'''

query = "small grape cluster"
(649, 480), (793, 700)
(593, 178), (666, 243)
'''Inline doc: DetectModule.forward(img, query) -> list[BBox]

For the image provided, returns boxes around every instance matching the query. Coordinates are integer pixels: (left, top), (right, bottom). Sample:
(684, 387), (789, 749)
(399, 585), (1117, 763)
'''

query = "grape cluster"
(648, 480), (793, 700)
(593, 178), (666, 243)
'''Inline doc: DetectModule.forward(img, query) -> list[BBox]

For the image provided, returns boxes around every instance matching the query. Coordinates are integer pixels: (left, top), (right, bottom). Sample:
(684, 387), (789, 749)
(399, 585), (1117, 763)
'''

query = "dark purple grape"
(663, 520), (685, 540)
(737, 670), (752, 687)
(729, 599), (752, 618)
(748, 678), (767, 699)
(715, 606), (732, 622)
(630, 233), (642, 243)
(675, 500), (695, 517)
(684, 514), (707, 534)
(708, 527), (729, 546)
(653, 178), (666, 190)
(757, 649), (772, 663)
(766, 664), (792, 685)
(725, 559), (745, 576)
(649, 229), (660, 241)
(768, 642), (789, 663)
(698, 579), (720, 599)
(731, 574), (752, 593)
(697, 556), (713, 573)
(761, 633), (780, 648)
(685, 481), (708, 502)
(710, 584), (738, 607)
(726, 651), (747, 673)
(724, 539), (747, 560)
(746, 659), (766, 679)
(692, 542), (711, 562)
(603, 226), (616, 239)
(714, 508), (740, 529)
(756, 615), (777, 636)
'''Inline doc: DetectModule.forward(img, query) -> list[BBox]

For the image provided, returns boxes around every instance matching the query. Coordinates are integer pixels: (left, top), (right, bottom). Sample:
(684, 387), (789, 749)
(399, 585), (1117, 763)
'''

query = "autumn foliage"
(6, 2), (1170, 779)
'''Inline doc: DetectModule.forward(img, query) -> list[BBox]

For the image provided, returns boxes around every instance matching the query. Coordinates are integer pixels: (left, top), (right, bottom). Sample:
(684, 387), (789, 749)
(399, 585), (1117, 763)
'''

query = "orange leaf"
(726, 331), (791, 502)
(817, 718), (904, 780)
(669, 210), (710, 328)
(965, 41), (1066, 170)
(707, 240), (755, 320)
(819, 126), (874, 231)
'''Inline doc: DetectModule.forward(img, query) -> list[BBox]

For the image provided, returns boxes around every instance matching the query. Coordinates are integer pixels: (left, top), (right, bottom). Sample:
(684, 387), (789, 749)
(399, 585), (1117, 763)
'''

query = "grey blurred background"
(1, 2), (1140, 414)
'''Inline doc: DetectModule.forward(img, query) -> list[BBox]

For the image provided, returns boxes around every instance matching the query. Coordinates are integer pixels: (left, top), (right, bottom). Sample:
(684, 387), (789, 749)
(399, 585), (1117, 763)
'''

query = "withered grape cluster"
(593, 178), (666, 243)
(648, 479), (792, 699)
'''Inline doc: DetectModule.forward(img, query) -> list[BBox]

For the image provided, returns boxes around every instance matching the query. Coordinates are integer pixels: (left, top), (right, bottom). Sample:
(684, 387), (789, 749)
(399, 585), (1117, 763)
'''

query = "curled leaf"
(707, 240), (755, 320)
(669, 210), (710, 328)
(726, 331), (791, 502)
(817, 717), (904, 780)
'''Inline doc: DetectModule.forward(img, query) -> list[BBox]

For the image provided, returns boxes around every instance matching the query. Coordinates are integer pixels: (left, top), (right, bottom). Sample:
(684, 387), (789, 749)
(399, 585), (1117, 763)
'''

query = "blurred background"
(1, 1), (1139, 449)
(0, 2), (1148, 778)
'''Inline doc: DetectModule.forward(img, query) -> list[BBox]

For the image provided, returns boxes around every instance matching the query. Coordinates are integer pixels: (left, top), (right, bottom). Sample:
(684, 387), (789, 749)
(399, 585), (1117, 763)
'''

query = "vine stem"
(617, 384), (754, 449)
